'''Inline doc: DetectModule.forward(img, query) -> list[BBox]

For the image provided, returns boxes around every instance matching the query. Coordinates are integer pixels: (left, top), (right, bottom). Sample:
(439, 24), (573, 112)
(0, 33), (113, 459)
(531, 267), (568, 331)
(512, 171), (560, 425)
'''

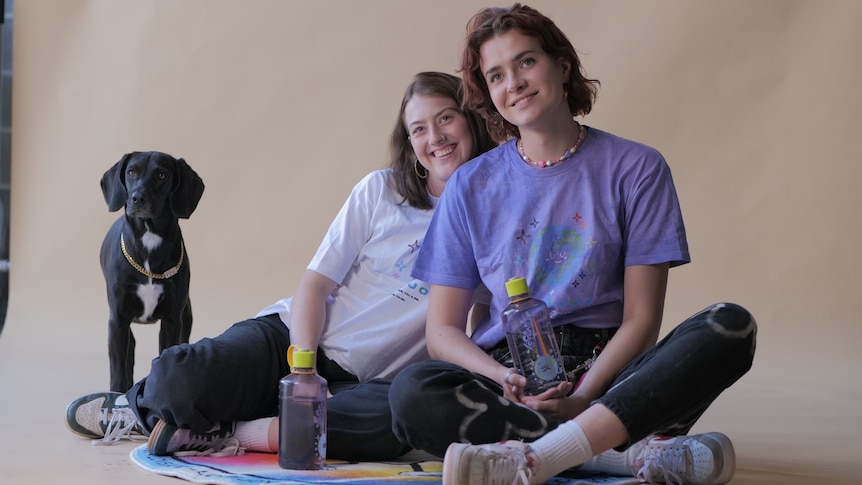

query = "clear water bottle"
(279, 345), (327, 470)
(501, 277), (567, 395)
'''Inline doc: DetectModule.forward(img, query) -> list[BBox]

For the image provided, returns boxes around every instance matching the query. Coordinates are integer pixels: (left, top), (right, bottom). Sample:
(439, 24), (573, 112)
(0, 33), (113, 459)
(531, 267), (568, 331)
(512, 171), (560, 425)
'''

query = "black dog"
(100, 151), (204, 392)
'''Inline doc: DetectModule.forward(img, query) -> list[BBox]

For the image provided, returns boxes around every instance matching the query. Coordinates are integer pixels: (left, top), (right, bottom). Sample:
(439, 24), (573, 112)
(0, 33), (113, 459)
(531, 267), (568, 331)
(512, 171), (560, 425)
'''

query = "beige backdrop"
(1, 1), (859, 483)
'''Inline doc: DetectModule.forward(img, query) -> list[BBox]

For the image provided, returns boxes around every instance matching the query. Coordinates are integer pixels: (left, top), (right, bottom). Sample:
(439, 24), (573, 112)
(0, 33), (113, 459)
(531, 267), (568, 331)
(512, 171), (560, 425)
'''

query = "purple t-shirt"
(412, 128), (690, 349)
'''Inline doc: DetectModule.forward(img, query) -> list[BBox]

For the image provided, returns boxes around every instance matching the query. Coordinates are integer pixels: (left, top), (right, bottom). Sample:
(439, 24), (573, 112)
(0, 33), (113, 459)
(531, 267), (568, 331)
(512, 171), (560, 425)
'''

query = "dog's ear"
(170, 158), (205, 219)
(100, 153), (133, 212)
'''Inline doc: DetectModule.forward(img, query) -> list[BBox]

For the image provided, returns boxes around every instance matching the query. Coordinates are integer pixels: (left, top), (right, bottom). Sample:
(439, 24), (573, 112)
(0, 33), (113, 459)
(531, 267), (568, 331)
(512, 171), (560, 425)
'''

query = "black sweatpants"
(126, 313), (407, 460)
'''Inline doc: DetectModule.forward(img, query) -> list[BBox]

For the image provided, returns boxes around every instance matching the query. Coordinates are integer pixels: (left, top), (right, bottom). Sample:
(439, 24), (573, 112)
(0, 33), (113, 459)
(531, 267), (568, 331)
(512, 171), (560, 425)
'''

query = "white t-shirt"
(257, 170), (434, 381)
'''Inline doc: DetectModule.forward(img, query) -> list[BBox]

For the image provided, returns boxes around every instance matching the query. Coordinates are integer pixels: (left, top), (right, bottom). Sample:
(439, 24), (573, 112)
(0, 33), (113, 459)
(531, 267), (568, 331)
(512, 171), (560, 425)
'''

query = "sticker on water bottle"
(318, 431), (327, 461)
(533, 354), (560, 381)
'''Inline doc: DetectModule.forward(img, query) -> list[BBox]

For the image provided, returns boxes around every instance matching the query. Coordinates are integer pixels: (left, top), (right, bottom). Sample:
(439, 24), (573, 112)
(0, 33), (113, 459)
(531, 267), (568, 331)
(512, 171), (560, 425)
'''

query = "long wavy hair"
(388, 72), (497, 210)
(460, 3), (600, 142)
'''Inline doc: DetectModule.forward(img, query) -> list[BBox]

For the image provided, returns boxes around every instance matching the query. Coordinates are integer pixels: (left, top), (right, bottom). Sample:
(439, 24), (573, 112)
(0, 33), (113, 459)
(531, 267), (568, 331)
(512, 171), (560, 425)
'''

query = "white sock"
(526, 421), (593, 484)
(234, 417), (276, 452)
(580, 448), (632, 476)
(580, 436), (649, 476)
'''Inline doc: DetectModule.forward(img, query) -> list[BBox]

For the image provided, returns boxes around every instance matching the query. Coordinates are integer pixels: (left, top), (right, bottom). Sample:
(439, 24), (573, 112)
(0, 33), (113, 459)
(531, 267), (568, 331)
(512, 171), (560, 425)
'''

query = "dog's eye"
(127, 169), (137, 178)
(158, 172), (167, 180)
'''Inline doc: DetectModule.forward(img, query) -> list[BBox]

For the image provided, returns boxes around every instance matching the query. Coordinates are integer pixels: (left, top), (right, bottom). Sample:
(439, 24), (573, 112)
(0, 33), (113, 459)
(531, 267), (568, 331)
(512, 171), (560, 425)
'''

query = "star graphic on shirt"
(514, 254), (525, 267)
(530, 218), (539, 228)
(395, 260), (407, 272)
(408, 240), (420, 253)
(587, 237), (597, 248)
(573, 213), (582, 223)
(516, 229), (531, 246)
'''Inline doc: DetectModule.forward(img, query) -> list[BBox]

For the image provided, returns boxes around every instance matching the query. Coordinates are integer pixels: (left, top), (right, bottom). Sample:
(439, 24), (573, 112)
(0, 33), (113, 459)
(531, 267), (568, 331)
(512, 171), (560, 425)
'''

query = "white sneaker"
(65, 392), (146, 444)
(442, 440), (535, 485)
(632, 433), (735, 485)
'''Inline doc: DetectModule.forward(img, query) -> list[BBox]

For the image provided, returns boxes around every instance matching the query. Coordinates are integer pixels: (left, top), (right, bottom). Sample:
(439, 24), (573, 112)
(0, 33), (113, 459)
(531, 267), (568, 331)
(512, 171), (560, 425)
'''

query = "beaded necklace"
(517, 123), (587, 168)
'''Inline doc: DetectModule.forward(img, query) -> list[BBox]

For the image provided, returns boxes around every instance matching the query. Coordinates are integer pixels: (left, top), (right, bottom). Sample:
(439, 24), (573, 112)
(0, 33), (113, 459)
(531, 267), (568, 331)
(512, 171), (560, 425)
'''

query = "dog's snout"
(126, 189), (159, 219)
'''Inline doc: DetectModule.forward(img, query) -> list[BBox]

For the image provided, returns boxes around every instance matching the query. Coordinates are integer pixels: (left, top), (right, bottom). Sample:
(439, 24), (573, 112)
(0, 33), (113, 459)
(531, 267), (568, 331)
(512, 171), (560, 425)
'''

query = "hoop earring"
(414, 158), (427, 179)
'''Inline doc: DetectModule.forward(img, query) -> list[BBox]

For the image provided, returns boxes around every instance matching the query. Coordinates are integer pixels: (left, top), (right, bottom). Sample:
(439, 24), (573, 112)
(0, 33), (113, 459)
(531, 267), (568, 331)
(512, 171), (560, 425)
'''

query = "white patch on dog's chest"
(142, 230), (163, 250)
(136, 281), (164, 321)
(134, 230), (166, 321)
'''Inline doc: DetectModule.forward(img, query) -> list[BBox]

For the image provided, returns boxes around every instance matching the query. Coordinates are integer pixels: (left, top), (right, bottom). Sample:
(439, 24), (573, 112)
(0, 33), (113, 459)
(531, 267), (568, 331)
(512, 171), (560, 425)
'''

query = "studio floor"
(0, 319), (856, 484)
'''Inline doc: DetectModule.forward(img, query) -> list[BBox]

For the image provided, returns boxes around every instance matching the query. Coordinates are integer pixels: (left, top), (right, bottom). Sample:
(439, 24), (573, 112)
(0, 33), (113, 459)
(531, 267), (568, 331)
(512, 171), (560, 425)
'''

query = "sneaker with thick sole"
(442, 440), (534, 485)
(147, 419), (243, 457)
(632, 432), (735, 485)
(65, 392), (146, 444)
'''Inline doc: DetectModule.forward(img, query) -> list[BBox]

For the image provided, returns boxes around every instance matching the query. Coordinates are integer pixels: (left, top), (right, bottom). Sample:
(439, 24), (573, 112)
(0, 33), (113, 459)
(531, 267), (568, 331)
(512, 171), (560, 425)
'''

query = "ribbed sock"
(580, 448), (632, 476)
(580, 436), (649, 477)
(234, 417), (276, 452)
(526, 421), (593, 484)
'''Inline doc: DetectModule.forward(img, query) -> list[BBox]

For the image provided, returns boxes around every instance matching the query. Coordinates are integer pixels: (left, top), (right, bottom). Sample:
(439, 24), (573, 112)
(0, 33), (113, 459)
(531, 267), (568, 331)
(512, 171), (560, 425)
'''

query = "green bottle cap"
(505, 277), (529, 297)
(287, 345), (316, 369)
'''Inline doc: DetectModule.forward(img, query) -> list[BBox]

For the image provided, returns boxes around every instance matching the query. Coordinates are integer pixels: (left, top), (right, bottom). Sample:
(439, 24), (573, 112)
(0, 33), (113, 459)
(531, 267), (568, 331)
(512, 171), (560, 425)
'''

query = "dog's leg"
(181, 300), (193, 343)
(158, 317), (183, 353)
(108, 317), (135, 393)
(124, 330), (136, 391)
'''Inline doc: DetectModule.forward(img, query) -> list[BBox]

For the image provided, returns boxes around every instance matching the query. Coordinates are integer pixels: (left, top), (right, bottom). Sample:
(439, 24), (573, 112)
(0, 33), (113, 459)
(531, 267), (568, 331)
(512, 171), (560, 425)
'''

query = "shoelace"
(637, 448), (687, 485)
(486, 448), (531, 485)
(92, 408), (146, 446)
(172, 431), (245, 457)
(513, 467), (531, 485)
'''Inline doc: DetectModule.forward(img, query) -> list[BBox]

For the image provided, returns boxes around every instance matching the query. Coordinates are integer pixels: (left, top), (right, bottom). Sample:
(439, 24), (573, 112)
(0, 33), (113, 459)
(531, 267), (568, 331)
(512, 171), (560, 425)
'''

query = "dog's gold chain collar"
(120, 233), (184, 279)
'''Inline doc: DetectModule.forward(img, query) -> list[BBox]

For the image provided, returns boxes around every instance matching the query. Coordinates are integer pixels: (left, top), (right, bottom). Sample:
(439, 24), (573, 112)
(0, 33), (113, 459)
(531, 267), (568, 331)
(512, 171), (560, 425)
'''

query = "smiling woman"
(388, 5), (756, 485)
(405, 96), (473, 198)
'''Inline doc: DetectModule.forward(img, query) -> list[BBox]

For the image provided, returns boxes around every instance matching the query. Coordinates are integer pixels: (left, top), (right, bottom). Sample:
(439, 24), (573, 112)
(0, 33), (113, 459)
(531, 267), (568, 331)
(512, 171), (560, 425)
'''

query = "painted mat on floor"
(131, 445), (640, 485)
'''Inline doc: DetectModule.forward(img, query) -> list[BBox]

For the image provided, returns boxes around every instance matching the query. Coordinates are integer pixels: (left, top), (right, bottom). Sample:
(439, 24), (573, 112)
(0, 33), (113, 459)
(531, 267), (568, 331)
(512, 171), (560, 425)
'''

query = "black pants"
(389, 302), (757, 458)
(126, 313), (408, 460)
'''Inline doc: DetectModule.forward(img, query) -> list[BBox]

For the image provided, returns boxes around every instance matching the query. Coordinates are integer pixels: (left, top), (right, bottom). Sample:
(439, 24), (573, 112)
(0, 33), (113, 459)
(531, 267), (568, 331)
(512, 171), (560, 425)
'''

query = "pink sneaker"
(442, 440), (535, 485)
(632, 433), (735, 485)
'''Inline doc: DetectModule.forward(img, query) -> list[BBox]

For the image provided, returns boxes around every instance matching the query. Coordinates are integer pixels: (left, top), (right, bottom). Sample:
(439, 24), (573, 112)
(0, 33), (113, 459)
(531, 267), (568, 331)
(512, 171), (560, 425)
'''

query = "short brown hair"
(460, 3), (600, 142)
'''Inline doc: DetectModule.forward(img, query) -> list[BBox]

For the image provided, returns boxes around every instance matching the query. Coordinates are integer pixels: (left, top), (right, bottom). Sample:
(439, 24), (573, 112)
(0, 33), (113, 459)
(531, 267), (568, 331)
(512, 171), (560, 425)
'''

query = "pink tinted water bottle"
(501, 277), (567, 395)
(278, 345), (327, 470)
